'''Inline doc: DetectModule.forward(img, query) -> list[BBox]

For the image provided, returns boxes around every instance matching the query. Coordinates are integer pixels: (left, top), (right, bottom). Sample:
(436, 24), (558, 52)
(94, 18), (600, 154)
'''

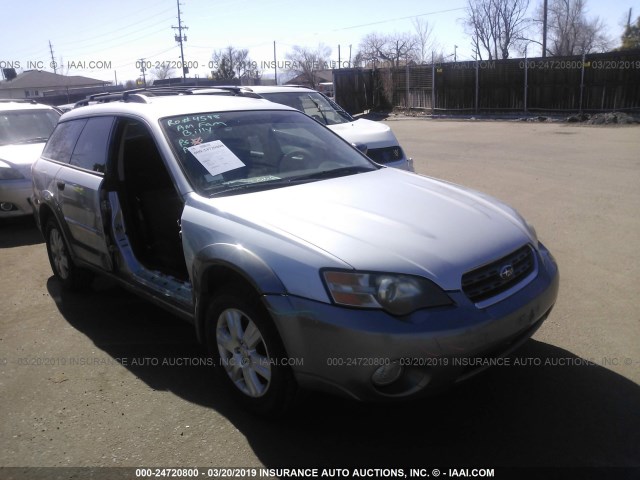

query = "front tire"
(206, 288), (297, 416)
(44, 218), (93, 291)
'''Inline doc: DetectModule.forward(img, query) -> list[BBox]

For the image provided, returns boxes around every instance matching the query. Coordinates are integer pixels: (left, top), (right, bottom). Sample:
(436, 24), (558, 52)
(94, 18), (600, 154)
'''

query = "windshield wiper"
(15, 137), (49, 144)
(291, 166), (373, 182)
(307, 95), (328, 125)
(209, 178), (292, 197)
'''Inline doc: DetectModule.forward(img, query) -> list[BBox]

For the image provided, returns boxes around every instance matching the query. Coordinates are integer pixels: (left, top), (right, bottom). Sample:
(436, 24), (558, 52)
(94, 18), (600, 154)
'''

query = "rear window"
(0, 109), (60, 146)
(260, 92), (352, 125)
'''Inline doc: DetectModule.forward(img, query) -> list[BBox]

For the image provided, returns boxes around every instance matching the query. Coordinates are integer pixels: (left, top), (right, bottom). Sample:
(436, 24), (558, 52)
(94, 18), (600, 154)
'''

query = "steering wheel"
(279, 149), (311, 173)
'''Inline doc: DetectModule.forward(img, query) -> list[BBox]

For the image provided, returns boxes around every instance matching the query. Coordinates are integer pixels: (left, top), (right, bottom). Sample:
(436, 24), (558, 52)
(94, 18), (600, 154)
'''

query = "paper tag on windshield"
(187, 140), (245, 177)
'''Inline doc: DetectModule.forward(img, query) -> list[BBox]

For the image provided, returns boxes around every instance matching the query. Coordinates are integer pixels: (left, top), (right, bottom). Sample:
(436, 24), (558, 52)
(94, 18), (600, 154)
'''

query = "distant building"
(0, 70), (109, 99)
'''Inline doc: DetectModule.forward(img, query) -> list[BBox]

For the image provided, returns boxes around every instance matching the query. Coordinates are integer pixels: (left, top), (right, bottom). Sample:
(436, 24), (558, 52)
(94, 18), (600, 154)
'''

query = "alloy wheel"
(216, 308), (272, 398)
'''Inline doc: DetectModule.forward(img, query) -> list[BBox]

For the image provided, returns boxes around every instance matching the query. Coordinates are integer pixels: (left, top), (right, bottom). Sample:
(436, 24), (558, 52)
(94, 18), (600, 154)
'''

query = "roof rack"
(72, 85), (264, 108)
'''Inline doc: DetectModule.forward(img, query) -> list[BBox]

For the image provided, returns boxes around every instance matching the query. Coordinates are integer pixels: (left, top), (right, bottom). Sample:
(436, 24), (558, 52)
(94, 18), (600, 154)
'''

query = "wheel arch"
(37, 201), (80, 263)
(192, 243), (286, 344)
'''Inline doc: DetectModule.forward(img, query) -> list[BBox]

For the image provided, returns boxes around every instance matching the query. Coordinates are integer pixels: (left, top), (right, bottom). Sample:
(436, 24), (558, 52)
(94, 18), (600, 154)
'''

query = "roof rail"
(187, 86), (263, 98)
(72, 85), (264, 108)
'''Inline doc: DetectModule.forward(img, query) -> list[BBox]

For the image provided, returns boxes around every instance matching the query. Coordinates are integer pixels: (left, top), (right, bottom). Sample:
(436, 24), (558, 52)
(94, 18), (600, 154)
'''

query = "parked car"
(32, 89), (558, 415)
(247, 86), (413, 171)
(0, 100), (60, 218)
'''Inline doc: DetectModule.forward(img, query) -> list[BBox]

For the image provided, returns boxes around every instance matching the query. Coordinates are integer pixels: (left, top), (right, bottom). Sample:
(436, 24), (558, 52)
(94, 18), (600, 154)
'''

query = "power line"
(54, 8), (175, 48)
(332, 7), (466, 32)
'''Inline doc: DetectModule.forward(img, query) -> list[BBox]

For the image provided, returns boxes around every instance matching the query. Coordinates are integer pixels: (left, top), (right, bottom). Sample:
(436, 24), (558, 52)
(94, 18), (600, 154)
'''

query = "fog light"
(371, 361), (403, 386)
(1, 202), (15, 212)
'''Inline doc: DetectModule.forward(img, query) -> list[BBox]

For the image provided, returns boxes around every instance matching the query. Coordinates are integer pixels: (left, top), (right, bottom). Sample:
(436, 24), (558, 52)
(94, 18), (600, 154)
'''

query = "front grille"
(461, 245), (535, 303)
(367, 146), (403, 164)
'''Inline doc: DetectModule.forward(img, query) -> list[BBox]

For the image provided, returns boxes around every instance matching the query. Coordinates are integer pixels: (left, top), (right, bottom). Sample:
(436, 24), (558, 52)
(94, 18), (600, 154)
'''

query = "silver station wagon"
(31, 88), (558, 415)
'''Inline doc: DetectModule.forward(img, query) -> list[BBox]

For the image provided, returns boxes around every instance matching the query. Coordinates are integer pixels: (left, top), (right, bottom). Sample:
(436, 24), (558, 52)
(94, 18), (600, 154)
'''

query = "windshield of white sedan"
(161, 110), (376, 196)
(0, 110), (60, 146)
(259, 92), (352, 125)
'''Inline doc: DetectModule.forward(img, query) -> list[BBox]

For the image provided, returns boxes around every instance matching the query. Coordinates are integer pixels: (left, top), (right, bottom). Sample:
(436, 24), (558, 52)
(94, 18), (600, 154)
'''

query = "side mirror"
(353, 143), (368, 155)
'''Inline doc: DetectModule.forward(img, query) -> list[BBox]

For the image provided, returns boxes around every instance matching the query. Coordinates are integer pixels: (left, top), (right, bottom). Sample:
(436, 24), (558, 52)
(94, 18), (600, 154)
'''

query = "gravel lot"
(1, 119), (638, 474)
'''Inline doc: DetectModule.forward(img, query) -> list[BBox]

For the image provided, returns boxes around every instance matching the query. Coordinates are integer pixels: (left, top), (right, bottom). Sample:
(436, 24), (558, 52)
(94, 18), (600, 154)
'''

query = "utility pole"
(454, 45), (458, 62)
(49, 41), (57, 74)
(273, 41), (277, 85)
(139, 58), (147, 87)
(172, 0), (189, 79)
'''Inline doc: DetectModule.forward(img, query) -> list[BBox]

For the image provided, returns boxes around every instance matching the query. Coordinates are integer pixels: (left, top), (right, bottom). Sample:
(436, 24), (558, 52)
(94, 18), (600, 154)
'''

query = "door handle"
(57, 181), (66, 191)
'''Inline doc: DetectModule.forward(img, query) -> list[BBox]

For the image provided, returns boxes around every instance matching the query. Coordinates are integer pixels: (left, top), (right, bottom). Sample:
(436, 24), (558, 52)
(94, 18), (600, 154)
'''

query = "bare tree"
(412, 18), (436, 63)
(150, 63), (175, 81)
(357, 32), (388, 66)
(543, 0), (612, 55)
(358, 32), (418, 67)
(284, 43), (331, 88)
(464, 0), (530, 60)
(211, 46), (260, 81)
(619, 15), (640, 50)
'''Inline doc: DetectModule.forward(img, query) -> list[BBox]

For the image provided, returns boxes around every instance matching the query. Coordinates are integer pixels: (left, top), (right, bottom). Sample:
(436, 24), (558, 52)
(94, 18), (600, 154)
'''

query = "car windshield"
(0, 109), (60, 146)
(160, 109), (377, 196)
(259, 92), (353, 126)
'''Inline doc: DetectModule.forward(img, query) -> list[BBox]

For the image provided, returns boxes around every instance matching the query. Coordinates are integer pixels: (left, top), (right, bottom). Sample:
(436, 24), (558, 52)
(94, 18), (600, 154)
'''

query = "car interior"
(114, 120), (188, 280)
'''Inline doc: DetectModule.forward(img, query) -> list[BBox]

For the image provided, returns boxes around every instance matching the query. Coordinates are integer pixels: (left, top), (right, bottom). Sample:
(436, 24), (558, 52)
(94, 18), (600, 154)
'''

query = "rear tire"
(206, 288), (297, 416)
(44, 218), (93, 291)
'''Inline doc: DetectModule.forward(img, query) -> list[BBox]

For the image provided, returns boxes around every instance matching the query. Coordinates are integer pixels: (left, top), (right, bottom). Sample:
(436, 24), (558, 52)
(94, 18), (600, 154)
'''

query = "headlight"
(525, 220), (538, 246)
(0, 160), (24, 180)
(322, 270), (452, 316)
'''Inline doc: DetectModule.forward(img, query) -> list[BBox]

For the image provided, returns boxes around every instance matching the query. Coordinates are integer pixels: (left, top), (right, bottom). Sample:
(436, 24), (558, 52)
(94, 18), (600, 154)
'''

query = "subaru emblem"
(500, 264), (514, 280)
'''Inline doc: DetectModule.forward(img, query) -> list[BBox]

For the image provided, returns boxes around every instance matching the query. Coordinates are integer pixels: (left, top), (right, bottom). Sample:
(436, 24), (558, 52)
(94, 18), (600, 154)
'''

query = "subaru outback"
(31, 89), (558, 415)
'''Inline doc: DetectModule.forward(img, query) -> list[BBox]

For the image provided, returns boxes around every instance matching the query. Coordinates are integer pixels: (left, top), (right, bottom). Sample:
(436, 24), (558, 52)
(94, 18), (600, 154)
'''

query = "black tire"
(44, 218), (93, 291)
(205, 288), (297, 416)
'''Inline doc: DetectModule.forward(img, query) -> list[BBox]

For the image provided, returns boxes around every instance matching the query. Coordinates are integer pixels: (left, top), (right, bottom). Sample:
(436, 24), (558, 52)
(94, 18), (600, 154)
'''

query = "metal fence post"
(475, 59), (479, 114)
(406, 60), (410, 110)
(431, 51), (435, 115)
(524, 49), (528, 114)
(579, 52), (585, 113)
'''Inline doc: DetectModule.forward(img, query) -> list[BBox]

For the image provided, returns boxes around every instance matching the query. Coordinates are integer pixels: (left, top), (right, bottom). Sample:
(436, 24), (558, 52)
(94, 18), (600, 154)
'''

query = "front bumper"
(264, 244), (558, 401)
(0, 179), (33, 218)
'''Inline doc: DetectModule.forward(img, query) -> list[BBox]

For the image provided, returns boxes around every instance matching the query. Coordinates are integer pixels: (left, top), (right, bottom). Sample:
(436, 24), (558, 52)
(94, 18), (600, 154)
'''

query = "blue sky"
(1, 0), (636, 83)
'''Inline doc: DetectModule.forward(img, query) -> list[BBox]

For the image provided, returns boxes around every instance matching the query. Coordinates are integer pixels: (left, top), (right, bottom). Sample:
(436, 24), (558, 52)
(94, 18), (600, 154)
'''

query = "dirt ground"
(1, 120), (638, 474)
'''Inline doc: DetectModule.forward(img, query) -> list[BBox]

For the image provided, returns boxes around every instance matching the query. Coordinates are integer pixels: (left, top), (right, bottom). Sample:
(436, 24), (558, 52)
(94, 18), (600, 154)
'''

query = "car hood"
(207, 168), (536, 291)
(0, 143), (46, 176)
(327, 118), (399, 149)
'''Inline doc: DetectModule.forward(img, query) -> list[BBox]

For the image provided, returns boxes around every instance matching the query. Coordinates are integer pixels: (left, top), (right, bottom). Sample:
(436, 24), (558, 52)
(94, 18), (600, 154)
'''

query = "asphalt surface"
(1, 119), (638, 475)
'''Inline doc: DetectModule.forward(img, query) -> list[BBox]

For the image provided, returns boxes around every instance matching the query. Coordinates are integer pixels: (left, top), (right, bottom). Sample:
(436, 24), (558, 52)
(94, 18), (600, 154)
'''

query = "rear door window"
(42, 119), (87, 164)
(69, 117), (114, 173)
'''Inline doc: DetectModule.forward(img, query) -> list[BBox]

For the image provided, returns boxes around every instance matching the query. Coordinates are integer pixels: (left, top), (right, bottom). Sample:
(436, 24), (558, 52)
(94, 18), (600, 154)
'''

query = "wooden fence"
(334, 49), (640, 115)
